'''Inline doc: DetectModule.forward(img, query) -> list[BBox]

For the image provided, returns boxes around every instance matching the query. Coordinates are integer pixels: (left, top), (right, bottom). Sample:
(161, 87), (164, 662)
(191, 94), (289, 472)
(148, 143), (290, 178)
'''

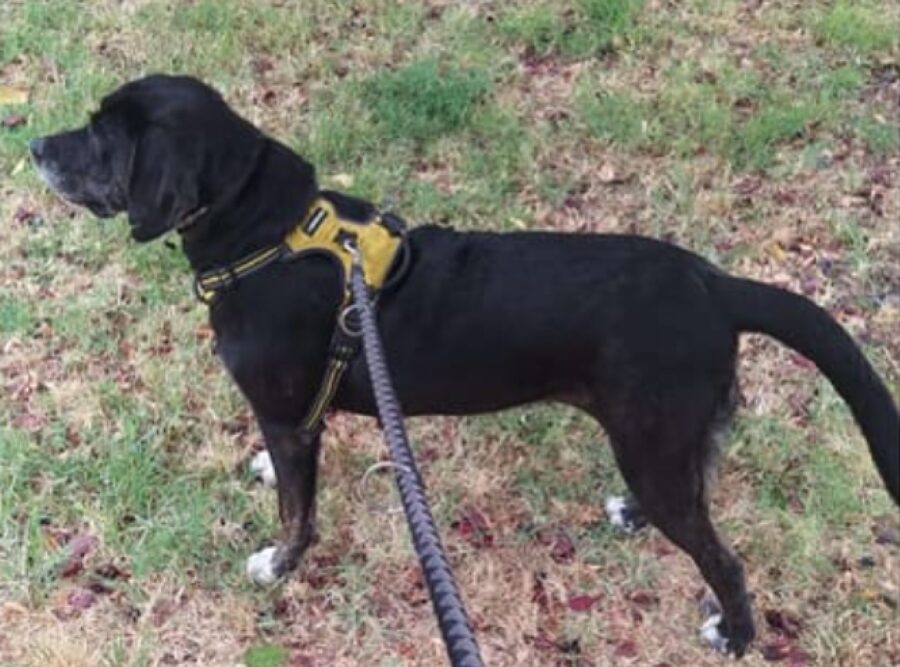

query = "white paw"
(250, 450), (277, 488)
(605, 495), (630, 530)
(700, 613), (730, 654)
(246, 546), (281, 585)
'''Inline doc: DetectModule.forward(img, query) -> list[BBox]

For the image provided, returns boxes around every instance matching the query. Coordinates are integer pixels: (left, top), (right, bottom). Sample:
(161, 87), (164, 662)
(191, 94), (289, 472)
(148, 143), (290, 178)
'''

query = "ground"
(0, 1), (898, 666)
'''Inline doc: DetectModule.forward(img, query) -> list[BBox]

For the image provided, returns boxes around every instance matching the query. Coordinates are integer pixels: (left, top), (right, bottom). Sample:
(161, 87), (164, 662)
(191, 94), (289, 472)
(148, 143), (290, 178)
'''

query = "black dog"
(31, 75), (898, 657)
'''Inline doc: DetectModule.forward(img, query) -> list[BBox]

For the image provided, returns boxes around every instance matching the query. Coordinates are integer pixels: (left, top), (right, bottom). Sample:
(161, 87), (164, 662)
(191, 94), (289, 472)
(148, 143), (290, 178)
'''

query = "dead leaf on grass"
(451, 505), (494, 548)
(1, 601), (29, 621)
(764, 608), (802, 639)
(549, 531), (575, 563)
(761, 638), (792, 661)
(2, 113), (26, 128)
(67, 587), (96, 611)
(0, 85), (29, 105)
(567, 593), (602, 612)
(328, 173), (354, 188)
(613, 639), (639, 658)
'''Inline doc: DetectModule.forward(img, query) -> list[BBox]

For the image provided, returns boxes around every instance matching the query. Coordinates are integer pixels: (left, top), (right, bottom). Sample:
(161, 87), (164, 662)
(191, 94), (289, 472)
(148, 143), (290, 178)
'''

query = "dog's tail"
(709, 273), (899, 504)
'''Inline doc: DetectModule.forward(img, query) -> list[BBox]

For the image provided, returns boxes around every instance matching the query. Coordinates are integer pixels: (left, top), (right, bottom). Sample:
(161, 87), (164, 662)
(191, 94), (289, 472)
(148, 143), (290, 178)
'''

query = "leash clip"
(341, 236), (361, 265)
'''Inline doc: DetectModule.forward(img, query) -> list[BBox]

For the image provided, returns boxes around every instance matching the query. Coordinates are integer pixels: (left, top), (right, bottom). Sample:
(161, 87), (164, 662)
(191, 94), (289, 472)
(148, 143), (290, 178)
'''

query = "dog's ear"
(126, 125), (201, 242)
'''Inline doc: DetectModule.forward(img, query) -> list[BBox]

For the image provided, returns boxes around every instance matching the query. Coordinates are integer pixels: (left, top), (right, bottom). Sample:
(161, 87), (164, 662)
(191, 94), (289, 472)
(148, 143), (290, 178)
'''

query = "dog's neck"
(178, 139), (318, 272)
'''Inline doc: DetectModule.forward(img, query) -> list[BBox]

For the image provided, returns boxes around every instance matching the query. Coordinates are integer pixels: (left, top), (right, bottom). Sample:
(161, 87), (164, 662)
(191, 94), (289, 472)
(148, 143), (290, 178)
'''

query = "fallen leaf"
(550, 529), (575, 563)
(875, 527), (899, 545)
(56, 533), (98, 578)
(555, 638), (580, 654)
(0, 85), (29, 106)
(68, 534), (98, 558)
(761, 638), (791, 661)
(764, 609), (802, 639)
(614, 639), (639, 658)
(150, 598), (177, 627)
(67, 588), (96, 610)
(59, 558), (84, 578)
(14, 203), (39, 226)
(94, 562), (130, 581)
(252, 57), (275, 75)
(290, 653), (315, 667)
(567, 593), (602, 612)
(788, 648), (811, 666)
(627, 590), (659, 608)
(328, 173), (354, 188)
(1, 601), (28, 621)
(451, 506), (494, 548)
(732, 176), (762, 196)
(599, 163), (617, 183)
(2, 113), (26, 128)
(765, 241), (787, 263)
(524, 633), (558, 652)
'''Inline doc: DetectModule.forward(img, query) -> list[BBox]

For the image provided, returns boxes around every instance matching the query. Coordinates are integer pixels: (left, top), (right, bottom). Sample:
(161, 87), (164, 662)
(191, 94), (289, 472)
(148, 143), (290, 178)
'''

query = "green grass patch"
(728, 98), (825, 170)
(855, 115), (900, 156)
(576, 62), (850, 170)
(577, 90), (649, 149)
(816, 1), (897, 54)
(0, 295), (33, 335)
(243, 644), (289, 667)
(361, 59), (492, 142)
(499, 0), (645, 58)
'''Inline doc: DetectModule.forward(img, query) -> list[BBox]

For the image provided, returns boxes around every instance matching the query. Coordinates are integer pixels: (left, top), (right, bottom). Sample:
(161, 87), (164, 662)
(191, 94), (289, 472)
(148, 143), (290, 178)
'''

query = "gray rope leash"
(347, 249), (486, 667)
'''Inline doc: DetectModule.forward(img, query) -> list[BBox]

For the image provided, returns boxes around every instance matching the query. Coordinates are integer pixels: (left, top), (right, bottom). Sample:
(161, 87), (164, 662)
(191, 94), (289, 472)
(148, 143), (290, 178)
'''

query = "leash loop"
(355, 460), (410, 515)
(346, 243), (486, 667)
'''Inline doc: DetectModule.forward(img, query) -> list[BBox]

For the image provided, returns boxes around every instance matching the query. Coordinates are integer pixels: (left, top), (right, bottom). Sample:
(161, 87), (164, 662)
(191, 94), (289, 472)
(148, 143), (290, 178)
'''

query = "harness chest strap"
(194, 197), (406, 433)
(195, 197), (403, 304)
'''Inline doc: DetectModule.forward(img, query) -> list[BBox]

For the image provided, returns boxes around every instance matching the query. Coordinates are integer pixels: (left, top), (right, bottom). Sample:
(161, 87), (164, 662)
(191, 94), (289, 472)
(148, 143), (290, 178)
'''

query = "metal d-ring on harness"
(344, 240), (486, 667)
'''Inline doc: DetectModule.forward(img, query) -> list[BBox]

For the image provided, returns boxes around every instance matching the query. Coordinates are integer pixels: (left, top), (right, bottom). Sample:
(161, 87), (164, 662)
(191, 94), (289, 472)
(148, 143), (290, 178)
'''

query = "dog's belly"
(336, 353), (582, 417)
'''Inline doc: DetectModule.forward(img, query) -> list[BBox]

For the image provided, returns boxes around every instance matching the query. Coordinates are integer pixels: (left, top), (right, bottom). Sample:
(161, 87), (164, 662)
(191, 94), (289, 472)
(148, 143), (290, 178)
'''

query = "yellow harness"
(195, 197), (404, 305)
(194, 197), (407, 433)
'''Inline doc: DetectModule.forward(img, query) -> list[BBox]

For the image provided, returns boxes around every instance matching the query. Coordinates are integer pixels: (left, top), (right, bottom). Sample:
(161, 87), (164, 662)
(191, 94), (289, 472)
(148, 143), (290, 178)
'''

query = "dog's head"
(31, 75), (266, 242)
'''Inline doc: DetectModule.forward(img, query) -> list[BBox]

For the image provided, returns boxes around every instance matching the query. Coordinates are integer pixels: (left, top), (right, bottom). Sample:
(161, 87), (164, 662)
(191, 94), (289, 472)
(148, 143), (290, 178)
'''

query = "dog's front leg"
(246, 421), (321, 585)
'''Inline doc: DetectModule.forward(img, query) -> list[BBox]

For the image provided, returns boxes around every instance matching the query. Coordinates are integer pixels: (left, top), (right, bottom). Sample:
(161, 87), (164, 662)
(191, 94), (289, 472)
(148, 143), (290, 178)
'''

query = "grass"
(361, 59), (492, 142)
(816, 1), (897, 54)
(1, 0), (898, 665)
(499, 0), (646, 58)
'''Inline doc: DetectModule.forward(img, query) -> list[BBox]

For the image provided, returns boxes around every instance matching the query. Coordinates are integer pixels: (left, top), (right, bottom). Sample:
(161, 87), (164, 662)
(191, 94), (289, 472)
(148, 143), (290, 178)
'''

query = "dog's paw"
(700, 614), (730, 655)
(250, 450), (277, 488)
(605, 495), (647, 534)
(246, 546), (281, 585)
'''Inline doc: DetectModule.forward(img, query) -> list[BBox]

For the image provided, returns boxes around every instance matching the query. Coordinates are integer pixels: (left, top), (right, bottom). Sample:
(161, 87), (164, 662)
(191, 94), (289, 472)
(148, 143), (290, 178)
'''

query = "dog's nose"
(29, 137), (46, 160)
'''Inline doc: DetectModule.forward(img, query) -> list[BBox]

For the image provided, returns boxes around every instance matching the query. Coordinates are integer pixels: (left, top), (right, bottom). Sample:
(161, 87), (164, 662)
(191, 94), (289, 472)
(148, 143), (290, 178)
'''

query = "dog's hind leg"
(637, 480), (753, 657)
(246, 421), (321, 585)
(601, 383), (754, 657)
